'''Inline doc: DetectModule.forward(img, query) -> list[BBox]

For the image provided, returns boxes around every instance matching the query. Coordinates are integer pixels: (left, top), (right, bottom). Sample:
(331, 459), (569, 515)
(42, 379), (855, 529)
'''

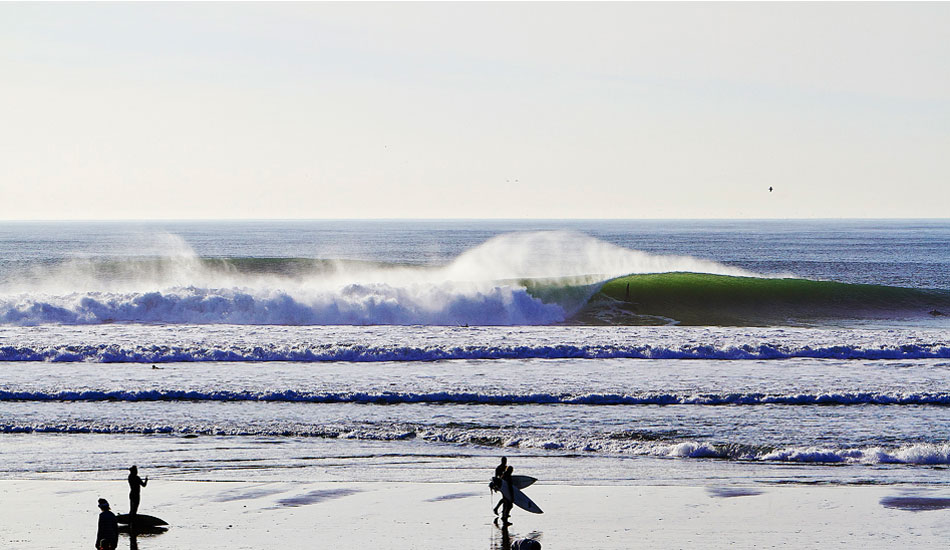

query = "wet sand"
(3, 480), (950, 549)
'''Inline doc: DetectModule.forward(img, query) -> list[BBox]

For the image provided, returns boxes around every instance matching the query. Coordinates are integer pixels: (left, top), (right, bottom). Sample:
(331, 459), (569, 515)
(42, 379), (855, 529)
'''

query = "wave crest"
(0, 231), (758, 326)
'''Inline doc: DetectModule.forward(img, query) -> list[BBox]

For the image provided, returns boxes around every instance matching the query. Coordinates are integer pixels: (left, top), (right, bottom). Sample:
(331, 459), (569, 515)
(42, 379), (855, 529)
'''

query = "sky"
(1, 2), (948, 220)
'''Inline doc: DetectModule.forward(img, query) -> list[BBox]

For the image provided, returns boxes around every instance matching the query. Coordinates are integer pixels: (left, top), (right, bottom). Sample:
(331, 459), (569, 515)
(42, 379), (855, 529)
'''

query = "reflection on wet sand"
(492, 519), (542, 550)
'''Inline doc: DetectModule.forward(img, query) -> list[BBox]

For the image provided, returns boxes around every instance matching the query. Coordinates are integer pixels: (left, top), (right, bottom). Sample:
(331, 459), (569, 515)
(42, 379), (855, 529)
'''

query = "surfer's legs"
(501, 500), (513, 524)
(129, 493), (140, 516)
(493, 498), (504, 515)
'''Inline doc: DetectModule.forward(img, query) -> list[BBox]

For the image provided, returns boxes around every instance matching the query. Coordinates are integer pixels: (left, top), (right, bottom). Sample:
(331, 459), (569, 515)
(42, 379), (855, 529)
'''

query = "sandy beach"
(3, 479), (950, 549)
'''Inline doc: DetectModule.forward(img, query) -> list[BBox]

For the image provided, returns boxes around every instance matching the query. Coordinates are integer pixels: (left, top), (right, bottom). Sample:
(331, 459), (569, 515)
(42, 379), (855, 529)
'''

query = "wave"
(0, 231), (752, 326)
(1, 420), (947, 466)
(573, 272), (950, 326)
(1, 341), (948, 362)
(0, 231), (946, 326)
(0, 285), (565, 326)
(4, 389), (950, 406)
(653, 442), (950, 466)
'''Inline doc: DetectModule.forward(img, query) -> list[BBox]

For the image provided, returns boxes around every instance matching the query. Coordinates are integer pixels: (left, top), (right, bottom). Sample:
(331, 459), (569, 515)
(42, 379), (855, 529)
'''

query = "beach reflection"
(492, 520), (542, 550)
(121, 525), (168, 550)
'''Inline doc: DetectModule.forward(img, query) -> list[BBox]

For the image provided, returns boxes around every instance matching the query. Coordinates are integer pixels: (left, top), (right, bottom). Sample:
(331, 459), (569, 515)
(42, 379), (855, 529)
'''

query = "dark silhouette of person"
(499, 465), (514, 525)
(95, 498), (118, 550)
(511, 539), (542, 550)
(128, 465), (148, 516)
(491, 457), (507, 515)
(494, 456), (507, 479)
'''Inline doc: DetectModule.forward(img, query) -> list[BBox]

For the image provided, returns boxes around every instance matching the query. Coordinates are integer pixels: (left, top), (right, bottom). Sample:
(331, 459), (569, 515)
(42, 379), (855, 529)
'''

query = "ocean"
(1, 219), (948, 488)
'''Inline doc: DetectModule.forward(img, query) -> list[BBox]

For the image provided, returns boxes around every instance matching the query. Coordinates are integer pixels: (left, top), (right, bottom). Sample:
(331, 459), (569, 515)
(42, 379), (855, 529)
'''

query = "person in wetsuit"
(491, 457), (507, 515)
(128, 465), (148, 516)
(95, 498), (118, 550)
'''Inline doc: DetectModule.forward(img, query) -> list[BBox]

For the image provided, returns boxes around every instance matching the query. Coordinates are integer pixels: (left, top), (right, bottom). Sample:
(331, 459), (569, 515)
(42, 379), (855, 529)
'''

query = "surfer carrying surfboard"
(490, 457), (507, 515)
(489, 458), (543, 524)
(128, 465), (148, 516)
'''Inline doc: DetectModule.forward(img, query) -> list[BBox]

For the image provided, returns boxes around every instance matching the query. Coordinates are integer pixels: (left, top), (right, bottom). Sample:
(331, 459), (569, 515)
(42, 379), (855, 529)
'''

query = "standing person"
(128, 465), (148, 516)
(94, 498), (118, 550)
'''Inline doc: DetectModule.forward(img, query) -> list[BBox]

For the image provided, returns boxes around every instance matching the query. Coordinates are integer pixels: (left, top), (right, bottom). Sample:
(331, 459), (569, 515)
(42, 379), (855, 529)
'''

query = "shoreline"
(3, 480), (950, 549)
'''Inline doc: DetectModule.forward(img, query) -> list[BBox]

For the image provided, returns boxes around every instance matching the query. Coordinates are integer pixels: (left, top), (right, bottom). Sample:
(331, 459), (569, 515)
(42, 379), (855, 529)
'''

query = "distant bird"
(769, 186), (773, 192)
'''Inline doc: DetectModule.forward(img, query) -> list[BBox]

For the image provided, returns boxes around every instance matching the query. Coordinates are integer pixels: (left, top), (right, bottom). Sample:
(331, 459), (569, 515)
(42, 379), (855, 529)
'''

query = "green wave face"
(569, 273), (950, 326)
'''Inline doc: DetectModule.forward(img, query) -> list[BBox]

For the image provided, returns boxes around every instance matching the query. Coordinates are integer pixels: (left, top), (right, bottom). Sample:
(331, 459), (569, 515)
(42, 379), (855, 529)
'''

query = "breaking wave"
(1, 341), (948, 362)
(0, 231), (751, 326)
(578, 272), (950, 326)
(1, 420), (947, 466)
(4, 389), (950, 406)
(1, 231), (946, 326)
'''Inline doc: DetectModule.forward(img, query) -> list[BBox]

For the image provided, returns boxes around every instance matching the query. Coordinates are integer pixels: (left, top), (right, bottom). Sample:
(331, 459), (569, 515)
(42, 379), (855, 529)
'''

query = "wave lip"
(5, 390), (950, 406)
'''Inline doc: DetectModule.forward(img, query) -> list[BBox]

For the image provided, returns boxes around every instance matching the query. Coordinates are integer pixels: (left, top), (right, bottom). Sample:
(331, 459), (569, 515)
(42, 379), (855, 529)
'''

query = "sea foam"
(0, 231), (756, 326)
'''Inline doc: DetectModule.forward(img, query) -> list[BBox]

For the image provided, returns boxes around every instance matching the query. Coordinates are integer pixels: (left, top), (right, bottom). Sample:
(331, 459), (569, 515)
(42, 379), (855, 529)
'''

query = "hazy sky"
(1, 2), (948, 220)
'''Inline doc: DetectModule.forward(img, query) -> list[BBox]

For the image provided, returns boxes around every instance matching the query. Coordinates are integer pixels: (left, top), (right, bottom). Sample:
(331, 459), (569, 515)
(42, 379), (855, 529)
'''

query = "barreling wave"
(4, 389), (950, 406)
(573, 272), (950, 326)
(1, 341), (948, 362)
(1, 231), (947, 326)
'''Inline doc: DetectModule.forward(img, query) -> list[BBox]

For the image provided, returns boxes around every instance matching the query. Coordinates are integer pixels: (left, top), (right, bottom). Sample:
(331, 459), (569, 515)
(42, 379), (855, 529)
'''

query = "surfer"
(128, 465), (148, 516)
(490, 457), (507, 515)
(95, 498), (118, 550)
(494, 456), (507, 479)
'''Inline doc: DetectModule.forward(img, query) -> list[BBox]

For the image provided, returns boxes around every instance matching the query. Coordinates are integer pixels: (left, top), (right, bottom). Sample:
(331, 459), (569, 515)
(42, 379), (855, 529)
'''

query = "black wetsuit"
(95, 510), (118, 549)
(128, 472), (147, 515)
(491, 460), (507, 514)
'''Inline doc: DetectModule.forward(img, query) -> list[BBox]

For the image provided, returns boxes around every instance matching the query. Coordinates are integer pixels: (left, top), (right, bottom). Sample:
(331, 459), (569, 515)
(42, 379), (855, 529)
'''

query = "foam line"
(4, 390), (950, 405)
(1, 342), (947, 362)
(1, 422), (947, 465)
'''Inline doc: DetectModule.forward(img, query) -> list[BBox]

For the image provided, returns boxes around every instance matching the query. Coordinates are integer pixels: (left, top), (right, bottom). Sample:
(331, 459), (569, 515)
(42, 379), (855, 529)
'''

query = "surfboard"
(511, 475), (537, 489)
(491, 475), (536, 491)
(115, 514), (168, 527)
(500, 479), (543, 514)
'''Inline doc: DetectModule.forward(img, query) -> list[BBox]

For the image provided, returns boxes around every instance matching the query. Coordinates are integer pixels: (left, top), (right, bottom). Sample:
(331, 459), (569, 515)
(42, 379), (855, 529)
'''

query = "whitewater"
(1, 219), (949, 487)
